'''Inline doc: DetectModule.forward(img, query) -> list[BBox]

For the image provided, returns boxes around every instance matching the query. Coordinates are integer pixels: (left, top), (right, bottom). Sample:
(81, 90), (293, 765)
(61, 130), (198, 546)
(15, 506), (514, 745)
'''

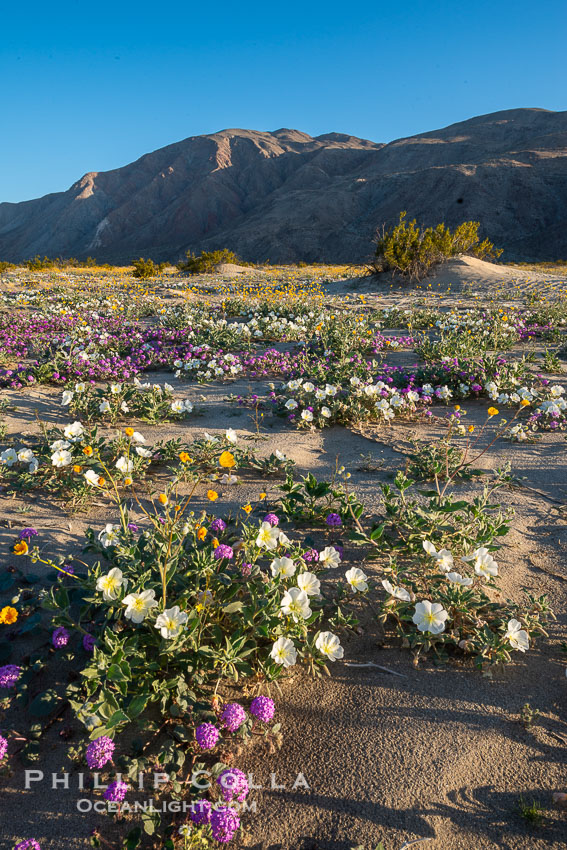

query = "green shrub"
(0, 260), (16, 273)
(178, 248), (242, 274)
(371, 212), (502, 280)
(131, 257), (167, 278)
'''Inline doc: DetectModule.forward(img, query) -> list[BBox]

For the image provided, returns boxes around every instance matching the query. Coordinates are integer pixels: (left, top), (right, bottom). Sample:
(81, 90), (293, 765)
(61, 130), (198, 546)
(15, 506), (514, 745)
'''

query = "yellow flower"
(487, 407), (499, 416)
(73, 464), (82, 474)
(242, 504), (252, 514)
(212, 537), (220, 548)
(0, 606), (18, 624)
(125, 427), (134, 437)
(219, 451), (236, 469)
(197, 527), (207, 541)
(468, 425), (475, 433)
(83, 446), (93, 457)
(195, 603), (204, 613)
(520, 399), (530, 407)
(207, 490), (219, 502)
(97, 476), (106, 487)
(13, 541), (28, 556)
(259, 492), (267, 500)
(124, 477), (133, 487)
(453, 405), (461, 411)
(158, 494), (168, 505)
(179, 451), (192, 463)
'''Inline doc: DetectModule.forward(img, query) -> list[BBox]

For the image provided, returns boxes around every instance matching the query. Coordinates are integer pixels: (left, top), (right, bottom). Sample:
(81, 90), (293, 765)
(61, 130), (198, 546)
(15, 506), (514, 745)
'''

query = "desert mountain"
(0, 108), (566, 263)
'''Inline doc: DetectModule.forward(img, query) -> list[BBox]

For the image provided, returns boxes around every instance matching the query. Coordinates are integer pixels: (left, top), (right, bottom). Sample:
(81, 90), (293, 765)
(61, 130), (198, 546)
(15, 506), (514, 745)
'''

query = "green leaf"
(128, 693), (150, 719)
(28, 689), (60, 717)
(223, 601), (244, 614)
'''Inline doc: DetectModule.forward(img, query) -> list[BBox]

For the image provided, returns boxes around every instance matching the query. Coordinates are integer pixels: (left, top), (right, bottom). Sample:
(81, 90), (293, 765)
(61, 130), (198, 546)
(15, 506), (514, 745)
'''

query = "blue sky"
(1, 0), (565, 202)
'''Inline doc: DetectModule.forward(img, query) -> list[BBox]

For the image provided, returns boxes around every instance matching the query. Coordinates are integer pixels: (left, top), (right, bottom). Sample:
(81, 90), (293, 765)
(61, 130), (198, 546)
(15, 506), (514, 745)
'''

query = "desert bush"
(131, 257), (167, 278)
(178, 249), (242, 274)
(0, 260), (16, 273)
(371, 212), (502, 280)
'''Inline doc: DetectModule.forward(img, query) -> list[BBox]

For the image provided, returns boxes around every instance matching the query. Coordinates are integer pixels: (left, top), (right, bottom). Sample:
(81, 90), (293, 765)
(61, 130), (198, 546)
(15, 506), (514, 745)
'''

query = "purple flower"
(85, 736), (115, 769)
(325, 513), (342, 527)
(127, 523), (139, 533)
(195, 722), (219, 750)
(303, 548), (319, 563)
(263, 513), (279, 527)
(104, 780), (128, 802)
(210, 805), (241, 843)
(18, 528), (38, 540)
(190, 799), (212, 825)
(14, 842), (41, 850)
(0, 733), (8, 761)
(214, 544), (234, 561)
(82, 634), (96, 652)
(217, 768), (249, 802)
(241, 562), (253, 576)
(220, 702), (246, 732)
(209, 518), (226, 533)
(250, 695), (275, 723)
(52, 626), (70, 649)
(0, 665), (22, 689)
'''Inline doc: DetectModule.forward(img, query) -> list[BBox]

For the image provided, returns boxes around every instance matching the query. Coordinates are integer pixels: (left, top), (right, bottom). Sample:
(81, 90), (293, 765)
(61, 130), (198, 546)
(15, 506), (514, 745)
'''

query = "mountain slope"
(1, 109), (566, 263)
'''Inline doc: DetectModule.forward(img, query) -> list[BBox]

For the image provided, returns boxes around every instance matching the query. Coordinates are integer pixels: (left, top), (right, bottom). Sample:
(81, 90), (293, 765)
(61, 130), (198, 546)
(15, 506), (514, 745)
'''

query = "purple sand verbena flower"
(0, 665), (22, 689)
(210, 805), (241, 842)
(241, 562), (253, 576)
(214, 544), (234, 561)
(325, 512), (342, 527)
(190, 799), (212, 825)
(52, 626), (70, 649)
(217, 768), (249, 802)
(250, 695), (275, 723)
(263, 513), (279, 527)
(209, 518), (226, 533)
(303, 548), (319, 563)
(104, 780), (128, 802)
(14, 841), (41, 850)
(83, 634), (96, 652)
(195, 722), (219, 750)
(85, 736), (115, 769)
(221, 702), (246, 732)
(18, 528), (38, 540)
(0, 733), (8, 760)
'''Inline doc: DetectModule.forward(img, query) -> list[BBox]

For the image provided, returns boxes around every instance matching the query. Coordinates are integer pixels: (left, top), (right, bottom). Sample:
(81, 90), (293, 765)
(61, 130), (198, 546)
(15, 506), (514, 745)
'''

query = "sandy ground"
(1, 259), (567, 849)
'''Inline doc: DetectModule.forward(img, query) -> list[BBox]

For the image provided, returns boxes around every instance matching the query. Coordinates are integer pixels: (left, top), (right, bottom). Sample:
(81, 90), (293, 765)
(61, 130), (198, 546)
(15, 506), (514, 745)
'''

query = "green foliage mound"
(177, 248), (244, 274)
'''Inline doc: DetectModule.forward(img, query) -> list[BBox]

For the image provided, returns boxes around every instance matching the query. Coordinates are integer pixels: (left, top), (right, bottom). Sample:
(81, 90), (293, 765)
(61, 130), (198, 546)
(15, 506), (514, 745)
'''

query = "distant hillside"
(1, 108), (566, 263)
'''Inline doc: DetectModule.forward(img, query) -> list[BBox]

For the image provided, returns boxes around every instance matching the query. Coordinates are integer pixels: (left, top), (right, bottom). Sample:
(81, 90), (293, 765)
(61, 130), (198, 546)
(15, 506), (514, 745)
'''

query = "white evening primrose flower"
(135, 446), (152, 458)
(270, 636), (297, 667)
(132, 432), (145, 443)
(296, 571), (321, 596)
(154, 605), (188, 639)
(204, 432), (219, 443)
(219, 473), (238, 484)
(256, 521), (280, 550)
(463, 547), (499, 579)
(285, 399), (298, 410)
(318, 546), (341, 568)
(1, 448), (18, 466)
(422, 540), (454, 572)
(280, 587), (311, 621)
(99, 400), (111, 413)
(412, 600), (449, 634)
(122, 589), (158, 623)
(320, 406), (332, 418)
(446, 572), (474, 587)
(115, 456), (134, 475)
(75, 382), (87, 392)
(315, 631), (344, 661)
(120, 401), (130, 413)
(275, 449), (286, 461)
(61, 390), (74, 405)
(183, 400), (194, 412)
(64, 421), (84, 440)
(301, 409), (314, 422)
(225, 428), (238, 444)
(50, 439), (71, 451)
(504, 618), (529, 652)
(381, 579), (411, 601)
(17, 448), (35, 463)
(110, 383), (122, 394)
(96, 567), (124, 601)
(270, 557), (296, 578)
(98, 523), (121, 547)
(303, 382), (315, 392)
(51, 449), (73, 467)
(345, 567), (368, 592)
(171, 400), (185, 413)
(85, 469), (103, 487)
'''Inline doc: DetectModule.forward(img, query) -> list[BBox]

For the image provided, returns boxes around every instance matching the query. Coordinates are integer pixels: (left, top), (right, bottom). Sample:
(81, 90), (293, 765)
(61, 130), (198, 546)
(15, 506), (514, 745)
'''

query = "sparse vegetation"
(131, 257), (167, 278)
(371, 212), (502, 280)
(177, 248), (244, 274)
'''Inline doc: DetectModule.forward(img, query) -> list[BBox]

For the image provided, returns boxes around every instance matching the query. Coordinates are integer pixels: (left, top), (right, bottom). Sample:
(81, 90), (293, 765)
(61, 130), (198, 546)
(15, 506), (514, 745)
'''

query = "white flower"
(171, 400), (185, 413)
(64, 421), (85, 440)
(115, 456), (134, 475)
(51, 449), (73, 467)
(204, 432), (219, 443)
(155, 605), (188, 639)
(318, 546), (341, 568)
(463, 547), (499, 579)
(504, 618), (529, 652)
(270, 636), (297, 667)
(85, 469), (103, 487)
(61, 390), (74, 405)
(132, 432), (146, 443)
(136, 446), (152, 458)
(270, 557), (296, 578)
(301, 409), (313, 422)
(280, 587), (311, 621)
(303, 382), (315, 392)
(110, 383), (122, 394)
(381, 579), (411, 601)
(345, 567), (368, 592)
(17, 448), (35, 463)
(256, 521), (281, 550)
(122, 589), (158, 623)
(120, 401), (130, 412)
(412, 600), (449, 634)
(98, 523), (120, 547)
(99, 400), (111, 413)
(219, 473), (238, 484)
(296, 571), (320, 596)
(1, 448), (18, 466)
(285, 399), (298, 410)
(225, 428), (238, 444)
(315, 631), (344, 661)
(320, 406), (332, 418)
(422, 540), (454, 572)
(96, 568), (124, 601)
(74, 382), (86, 393)
(50, 439), (70, 451)
(325, 384), (337, 396)
(275, 449), (286, 461)
(446, 572), (474, 587)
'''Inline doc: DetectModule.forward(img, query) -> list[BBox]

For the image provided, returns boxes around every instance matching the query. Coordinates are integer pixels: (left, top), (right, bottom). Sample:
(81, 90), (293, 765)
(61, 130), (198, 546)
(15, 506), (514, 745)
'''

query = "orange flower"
(242, 504), (252, 514)
(158, 494), (168, 505)
(83, 446), (93, 457)
(124, 477), (133, 487)
(197, 527), (207, 541)
(520, 399), (530, 407)
(73, 464), (82, 474)
(97, 476), (106, 487)
(207, 490), (219, 502)
(259, 492), (267, 500)
(212, 537), (220, 549)
(0, 606), (18, 624)
(218, 451), (236, 469)
(13, 541), (28, 556)
(487, 407), (499, 416)
(467, 425), (475, 433)
(179, 451), (192, 463)
(125, 427), (134, 437)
